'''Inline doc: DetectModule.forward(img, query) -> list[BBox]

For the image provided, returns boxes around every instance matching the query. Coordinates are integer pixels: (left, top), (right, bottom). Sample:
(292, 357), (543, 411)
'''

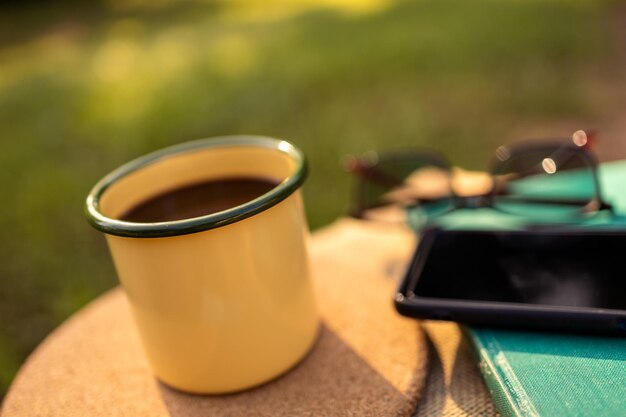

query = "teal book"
(467, 328), (626, 417)
(461, 161), (626, 416)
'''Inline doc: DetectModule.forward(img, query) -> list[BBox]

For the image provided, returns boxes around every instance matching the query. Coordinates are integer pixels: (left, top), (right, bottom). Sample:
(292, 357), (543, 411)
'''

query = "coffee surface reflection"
(120, 177), (278, 223)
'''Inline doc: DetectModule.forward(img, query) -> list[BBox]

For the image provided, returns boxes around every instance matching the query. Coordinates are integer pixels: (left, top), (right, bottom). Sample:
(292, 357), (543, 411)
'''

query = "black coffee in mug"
(120, 177), (279, 223)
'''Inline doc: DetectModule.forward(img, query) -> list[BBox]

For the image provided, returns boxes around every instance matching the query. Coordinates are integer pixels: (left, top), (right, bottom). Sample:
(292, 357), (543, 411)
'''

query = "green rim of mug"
(85, 135), (308, 238)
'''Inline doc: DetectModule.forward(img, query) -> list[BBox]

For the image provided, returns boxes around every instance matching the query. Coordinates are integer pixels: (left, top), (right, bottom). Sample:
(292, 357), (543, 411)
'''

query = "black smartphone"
(395, 228), (626, 335)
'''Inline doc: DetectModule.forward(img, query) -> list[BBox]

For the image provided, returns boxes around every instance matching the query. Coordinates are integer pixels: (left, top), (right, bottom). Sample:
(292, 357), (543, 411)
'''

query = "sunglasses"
(345, 133), (613, 226)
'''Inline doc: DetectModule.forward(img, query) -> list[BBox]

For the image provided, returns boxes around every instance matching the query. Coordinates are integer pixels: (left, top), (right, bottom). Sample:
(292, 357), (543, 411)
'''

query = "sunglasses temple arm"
(348, 164), (407, 189)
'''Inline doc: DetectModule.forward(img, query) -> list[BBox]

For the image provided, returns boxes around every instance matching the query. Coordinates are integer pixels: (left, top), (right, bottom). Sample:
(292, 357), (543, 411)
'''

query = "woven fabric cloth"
(2, 219), (429, 417)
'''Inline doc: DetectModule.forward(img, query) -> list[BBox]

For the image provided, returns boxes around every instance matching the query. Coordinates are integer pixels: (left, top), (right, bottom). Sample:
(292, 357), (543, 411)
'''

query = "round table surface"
(1, 219), (498, 417)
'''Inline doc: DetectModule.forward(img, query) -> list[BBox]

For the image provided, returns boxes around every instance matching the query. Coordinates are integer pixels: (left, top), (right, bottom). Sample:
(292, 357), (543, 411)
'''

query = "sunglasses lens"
(491, 145), (597, 219)
(352, 154), (453, 221)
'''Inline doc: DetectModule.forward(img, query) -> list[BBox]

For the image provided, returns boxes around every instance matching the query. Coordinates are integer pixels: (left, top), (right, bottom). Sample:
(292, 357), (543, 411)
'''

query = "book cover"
(467, 328), (626, 417)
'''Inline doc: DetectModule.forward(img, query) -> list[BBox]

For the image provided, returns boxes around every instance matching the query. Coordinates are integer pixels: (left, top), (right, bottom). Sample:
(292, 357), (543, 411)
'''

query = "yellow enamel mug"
(85, 136), (319, 394)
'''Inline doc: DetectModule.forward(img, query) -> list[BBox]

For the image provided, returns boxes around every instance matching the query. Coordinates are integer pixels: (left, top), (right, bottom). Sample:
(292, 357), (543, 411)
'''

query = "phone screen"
(411, 230), (626, 310)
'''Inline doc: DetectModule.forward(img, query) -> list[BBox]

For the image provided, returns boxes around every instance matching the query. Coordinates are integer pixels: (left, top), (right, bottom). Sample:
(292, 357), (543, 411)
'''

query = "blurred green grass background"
(0, 0), (622, 397)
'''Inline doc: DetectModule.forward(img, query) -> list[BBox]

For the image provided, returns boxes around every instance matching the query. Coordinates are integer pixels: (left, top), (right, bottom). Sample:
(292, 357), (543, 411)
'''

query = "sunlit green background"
(1, 0), (624, 398)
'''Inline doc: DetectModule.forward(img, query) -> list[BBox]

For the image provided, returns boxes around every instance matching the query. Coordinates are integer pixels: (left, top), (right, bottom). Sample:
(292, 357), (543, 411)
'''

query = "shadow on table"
(414, 323), (500, 417)
(449, 338), (500, 416)
(413, 329), (447, 417)
(157, 323), (422, 416)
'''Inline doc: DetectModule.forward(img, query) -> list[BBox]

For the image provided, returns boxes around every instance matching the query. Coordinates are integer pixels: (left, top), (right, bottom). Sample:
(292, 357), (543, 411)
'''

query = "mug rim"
(85, 135), (308, 238)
